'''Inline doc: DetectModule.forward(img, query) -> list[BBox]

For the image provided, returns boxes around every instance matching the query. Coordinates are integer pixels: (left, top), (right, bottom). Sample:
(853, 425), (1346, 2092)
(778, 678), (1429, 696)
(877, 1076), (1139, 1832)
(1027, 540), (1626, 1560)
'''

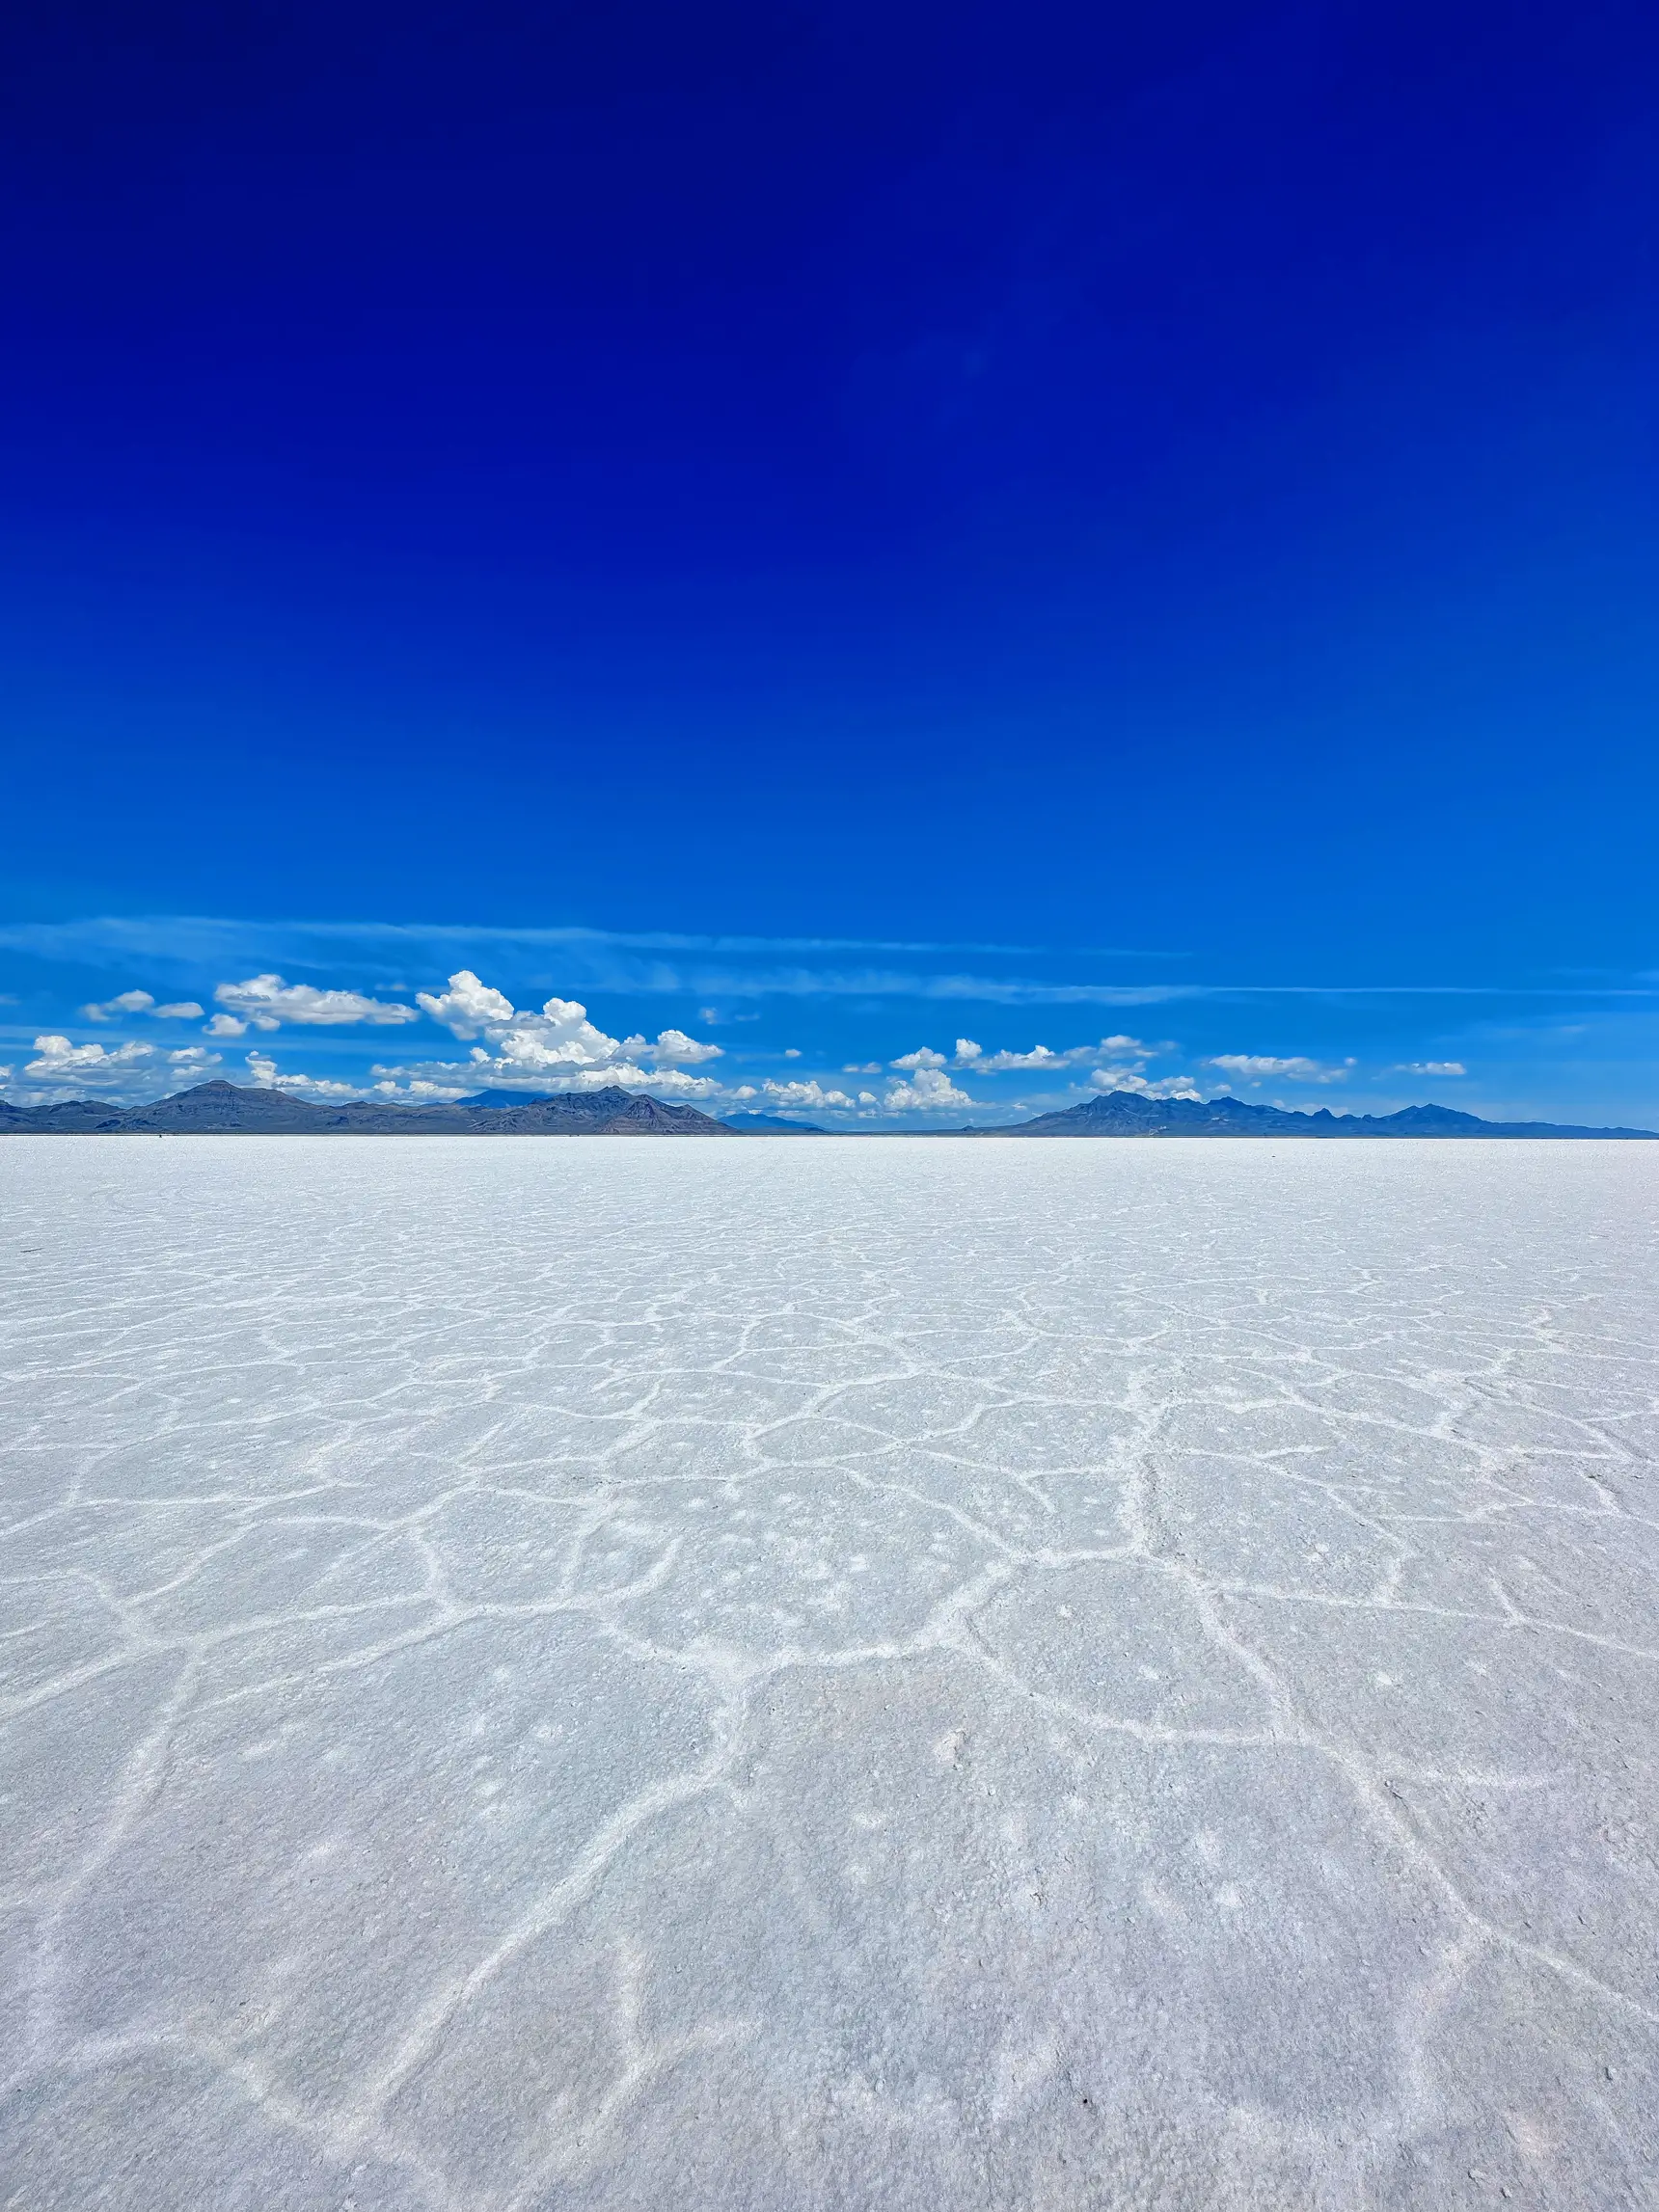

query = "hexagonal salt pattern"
(2, 1138), (1655, 2209)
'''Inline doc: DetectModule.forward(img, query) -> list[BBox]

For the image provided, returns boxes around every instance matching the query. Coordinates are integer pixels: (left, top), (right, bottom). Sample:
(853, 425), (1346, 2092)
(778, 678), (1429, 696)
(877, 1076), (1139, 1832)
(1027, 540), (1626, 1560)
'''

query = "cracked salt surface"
(2, 1139), (1656, 2211)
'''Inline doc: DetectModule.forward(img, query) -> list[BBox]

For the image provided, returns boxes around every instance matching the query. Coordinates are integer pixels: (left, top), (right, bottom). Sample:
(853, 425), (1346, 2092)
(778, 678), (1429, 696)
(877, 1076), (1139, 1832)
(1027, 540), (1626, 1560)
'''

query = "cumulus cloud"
(1394, 1061), (1467, 1076)
(369, 1078), (476, 1102)
(757, 1078), (858, 1109)
(165, 1047), (222, 1074)
(415, 970), (516, 1037)
(1088, 1068), (1203, 1101)
(244, 1051), (366, 1100)
(884, 1067), (975, 1112)
(977, 1044), (1073, 1071)
(490, 999), (656, 1070)
(203, 1013), (249, 1038)
(882, 1034), (1173, 1098)
(369, 1054), (722, 1099)
(842, 1061), (883, 1074)
(214, 975), (420, 1029)
(82, 989), (153, 1020)
(616, 1027), (724, 1066)
(1209, 1054), (1354, 1085)
(395, 971), (722, 1093)
(23, 1036), (155, 1082)
(83, 989), (206, 1020)
(953, 1034), (1154, 1072)
(566, 1063), (722, 1096)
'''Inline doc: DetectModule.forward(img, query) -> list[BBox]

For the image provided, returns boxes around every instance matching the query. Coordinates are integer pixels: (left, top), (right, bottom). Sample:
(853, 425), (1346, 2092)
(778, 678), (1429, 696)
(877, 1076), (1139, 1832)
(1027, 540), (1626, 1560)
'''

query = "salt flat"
(1, 1139), (1656, 2212)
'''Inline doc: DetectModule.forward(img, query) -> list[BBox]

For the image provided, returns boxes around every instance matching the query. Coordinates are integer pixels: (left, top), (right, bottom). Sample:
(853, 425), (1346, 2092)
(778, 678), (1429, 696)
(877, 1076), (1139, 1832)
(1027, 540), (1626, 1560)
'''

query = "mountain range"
(1, 1079), (1652, 1139)
(0, 1081), (738, 1136)
(969, 1092), (1657, 1139)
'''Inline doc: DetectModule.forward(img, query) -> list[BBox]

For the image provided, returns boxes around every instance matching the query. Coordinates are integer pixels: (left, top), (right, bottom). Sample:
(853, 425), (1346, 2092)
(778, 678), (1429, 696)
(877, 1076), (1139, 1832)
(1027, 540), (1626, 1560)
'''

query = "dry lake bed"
(2, 1138), (1656, 2210)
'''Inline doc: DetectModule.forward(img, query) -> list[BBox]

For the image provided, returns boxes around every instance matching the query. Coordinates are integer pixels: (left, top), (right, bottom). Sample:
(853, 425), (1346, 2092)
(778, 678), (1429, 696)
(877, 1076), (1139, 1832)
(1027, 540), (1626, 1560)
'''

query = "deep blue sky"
(4, 0), (1657, 1122)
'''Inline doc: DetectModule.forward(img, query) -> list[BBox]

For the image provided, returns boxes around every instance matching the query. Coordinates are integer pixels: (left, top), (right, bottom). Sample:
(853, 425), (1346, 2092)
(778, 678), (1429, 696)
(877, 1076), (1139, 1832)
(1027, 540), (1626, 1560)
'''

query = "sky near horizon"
(3, 2), (1657, 1126)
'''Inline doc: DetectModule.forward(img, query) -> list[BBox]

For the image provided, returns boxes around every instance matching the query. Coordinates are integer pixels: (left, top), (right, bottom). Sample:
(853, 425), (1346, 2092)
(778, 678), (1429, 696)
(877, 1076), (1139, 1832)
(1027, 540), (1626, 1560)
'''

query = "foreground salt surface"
(2, 1143), (1656, 2211)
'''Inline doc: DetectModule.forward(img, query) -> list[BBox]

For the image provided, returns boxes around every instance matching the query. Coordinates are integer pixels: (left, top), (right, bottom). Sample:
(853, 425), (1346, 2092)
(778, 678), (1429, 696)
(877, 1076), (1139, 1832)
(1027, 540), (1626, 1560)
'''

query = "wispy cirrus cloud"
(5, 914), (1659, 1008)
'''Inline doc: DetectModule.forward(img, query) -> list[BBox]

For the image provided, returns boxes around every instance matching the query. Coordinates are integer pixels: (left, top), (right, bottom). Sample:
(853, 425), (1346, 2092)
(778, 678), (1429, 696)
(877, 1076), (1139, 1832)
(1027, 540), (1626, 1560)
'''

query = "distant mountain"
(719, 1111), (828, 1133)
(0, 1079), (737, 1136)
(8, 1078), (1651, 1142)
(455, 1089), (558, 1108)
(978, 1092), (1657, 1139)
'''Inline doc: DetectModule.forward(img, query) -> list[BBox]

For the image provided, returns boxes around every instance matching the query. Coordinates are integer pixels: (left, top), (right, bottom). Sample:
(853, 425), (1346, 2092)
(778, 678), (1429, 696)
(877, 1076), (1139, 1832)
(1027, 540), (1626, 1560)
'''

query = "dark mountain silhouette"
(976, 1092), (1656, 1139)
(454, 1089), (558, 1108)
(0, 1080), (736, 1136)
(7, 1079), (1652, 1141)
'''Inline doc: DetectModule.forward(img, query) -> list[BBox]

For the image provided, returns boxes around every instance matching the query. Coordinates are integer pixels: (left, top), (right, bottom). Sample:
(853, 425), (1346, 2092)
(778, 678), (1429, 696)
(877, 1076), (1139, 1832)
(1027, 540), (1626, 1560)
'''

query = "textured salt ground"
(1, 1138), (1655, 2212)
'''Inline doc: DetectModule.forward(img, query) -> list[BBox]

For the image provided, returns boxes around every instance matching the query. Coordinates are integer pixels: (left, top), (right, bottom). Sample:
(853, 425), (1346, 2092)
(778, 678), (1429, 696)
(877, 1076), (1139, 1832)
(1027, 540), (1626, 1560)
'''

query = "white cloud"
(884, 1067), (975, 1112)
(1394, 1061), (1467, 1077)
(398, 971), (722, 1093)
(962, 1034), (1154, 1072)
(843, 1062), (883, 1074)
(617, 1027), (724, 1066)
(783, 1047), (802, 1059)
(1209, 1054), (1354, 1085)
(976, 1044), (1072, 1071)
(24, 1036), (156, 1083)
(488, 999), (651, 1070)
(204, 1013), (249, 1038)
(728, 1076), (881, 1114)
(751, 1074), (857, 1106)
(214, 974), (420, 1029)
(82, 990), (205, 1021)
(367, 1077), (476, 1102)
(1088, 1068), (1203, 1101)
(759, 1078), (858, 1109)
(165, 1047), (222, 1074)
(891, 1046), (949, 1069)
(369, 1055), (723, 1099)
(603, 1065), (722, 1096)
(244, 1052), (365, 1100)
(416, 969), (516, 1037)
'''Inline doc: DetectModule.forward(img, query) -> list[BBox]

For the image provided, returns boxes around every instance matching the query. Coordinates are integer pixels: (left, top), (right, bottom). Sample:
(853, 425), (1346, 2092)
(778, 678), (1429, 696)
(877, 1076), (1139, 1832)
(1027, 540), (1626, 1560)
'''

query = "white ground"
(2, 1138), (1656, 2212)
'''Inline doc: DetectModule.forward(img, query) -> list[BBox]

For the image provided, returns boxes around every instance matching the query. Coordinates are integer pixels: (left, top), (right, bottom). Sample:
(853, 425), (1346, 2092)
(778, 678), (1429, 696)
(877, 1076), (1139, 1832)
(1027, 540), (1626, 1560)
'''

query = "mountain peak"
(990, 1092), (1656, 1140)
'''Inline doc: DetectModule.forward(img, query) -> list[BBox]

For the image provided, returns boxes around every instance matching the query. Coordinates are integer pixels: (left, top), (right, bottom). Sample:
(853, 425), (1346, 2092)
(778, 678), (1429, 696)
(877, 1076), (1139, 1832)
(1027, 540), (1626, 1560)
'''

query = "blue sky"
(3, 1), (1657, 1125)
